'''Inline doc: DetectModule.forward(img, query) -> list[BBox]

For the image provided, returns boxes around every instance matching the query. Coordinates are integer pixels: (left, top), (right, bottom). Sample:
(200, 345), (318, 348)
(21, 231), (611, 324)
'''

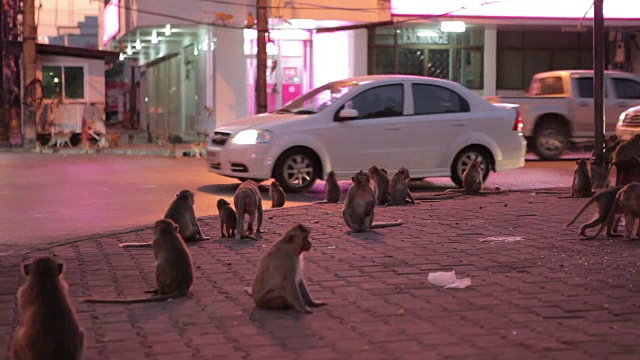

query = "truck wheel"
(273, 148), (320, 193)
(450, 147), (492, 188)
(533, 121), (568, 161)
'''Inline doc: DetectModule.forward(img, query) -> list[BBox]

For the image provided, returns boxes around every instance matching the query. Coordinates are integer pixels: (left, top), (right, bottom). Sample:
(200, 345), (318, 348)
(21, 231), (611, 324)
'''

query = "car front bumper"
(206, 144), (275, 180)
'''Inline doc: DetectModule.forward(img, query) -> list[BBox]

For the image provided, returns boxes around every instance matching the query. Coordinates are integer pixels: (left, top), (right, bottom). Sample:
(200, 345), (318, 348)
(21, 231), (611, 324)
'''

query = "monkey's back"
(13, 282), (83, 359)
(251, 243), (296, 301)
(234, 181), (261, 214)
(154, 239), (194, 294)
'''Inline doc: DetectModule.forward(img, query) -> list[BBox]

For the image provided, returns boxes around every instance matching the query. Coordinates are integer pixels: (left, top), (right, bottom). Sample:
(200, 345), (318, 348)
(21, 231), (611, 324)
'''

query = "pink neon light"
(390, 0), (640, 20)
(102, 0), (120, 45)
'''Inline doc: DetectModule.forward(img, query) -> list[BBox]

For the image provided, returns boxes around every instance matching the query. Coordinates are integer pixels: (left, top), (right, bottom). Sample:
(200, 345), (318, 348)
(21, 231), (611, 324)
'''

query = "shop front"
(381, 0), (640, 96)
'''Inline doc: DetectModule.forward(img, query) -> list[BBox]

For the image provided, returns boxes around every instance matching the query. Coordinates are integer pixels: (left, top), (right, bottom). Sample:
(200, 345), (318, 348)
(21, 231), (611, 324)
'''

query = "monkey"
(11, 256), (84, 360)
(247, 223), (326, 314)
(269, 180), (286, 208)
(84, 219), (193, 303)
(314, 170), (341, 204)
(462, 157), (483, 194)
(388, 167), (416, 205)
(217, 198), (237, 238)
(120, 189), (209, 248)
(342, 170), (403, 233)
(565, 185), (624, 239)
(368, 165), (390, 205)
(568, 159), (593, 198)
(599, 182), (640, 241)
(234, 180), (264, 240)
(164, 189), (209, 242)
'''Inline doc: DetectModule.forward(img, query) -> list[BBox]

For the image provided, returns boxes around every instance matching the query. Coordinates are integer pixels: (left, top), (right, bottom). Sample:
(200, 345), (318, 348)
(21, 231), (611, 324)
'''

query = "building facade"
(382, 0), (640, 96)
(101, 0), (384, 141)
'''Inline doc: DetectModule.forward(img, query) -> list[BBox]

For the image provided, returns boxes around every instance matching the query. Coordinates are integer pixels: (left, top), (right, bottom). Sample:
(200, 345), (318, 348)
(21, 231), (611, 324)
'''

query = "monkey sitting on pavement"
(234, 180), (264, 240)
(342, 170), (403, 233)
(269, 180), (286, 208)
(84, 219), (193, 303)
(120, 189), (209, 248)
(566, 159), (592, 198)
(246, 223), (326, 314)
(217, 198), (237, 238)
(565, 185), (624, 239)
(315, 170), (341, 204)
(368, 165), (390, 205)
(11, 256), (84, 360)
(388, 167), (416, 205)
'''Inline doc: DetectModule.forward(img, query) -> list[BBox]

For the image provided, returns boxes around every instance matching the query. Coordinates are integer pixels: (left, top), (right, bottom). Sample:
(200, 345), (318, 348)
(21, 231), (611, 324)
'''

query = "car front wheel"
(450, 147), (492, 188)
(273, 148), (320, 193)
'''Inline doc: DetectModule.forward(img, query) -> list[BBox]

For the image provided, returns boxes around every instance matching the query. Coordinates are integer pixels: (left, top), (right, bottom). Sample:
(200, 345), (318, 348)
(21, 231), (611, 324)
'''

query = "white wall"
(214, 27), (248, 126)
(313, 29), (368, 88)
(37, 55), (106, 103)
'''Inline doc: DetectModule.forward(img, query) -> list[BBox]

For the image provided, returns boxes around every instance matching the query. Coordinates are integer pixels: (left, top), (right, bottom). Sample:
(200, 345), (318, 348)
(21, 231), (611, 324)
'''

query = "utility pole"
(22, 0), (38, 147)
(593, 0), (605, 165)
(256, 0), (267, 114)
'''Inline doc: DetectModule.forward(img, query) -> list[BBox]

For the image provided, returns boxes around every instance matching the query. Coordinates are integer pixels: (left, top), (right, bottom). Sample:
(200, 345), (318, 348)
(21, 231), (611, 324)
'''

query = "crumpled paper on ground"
(428, 271), (472, 289)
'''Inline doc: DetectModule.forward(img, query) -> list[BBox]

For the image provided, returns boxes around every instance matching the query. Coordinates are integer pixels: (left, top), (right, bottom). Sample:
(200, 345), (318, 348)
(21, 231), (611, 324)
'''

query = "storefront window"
(42, 65), (85, 100)
(369, 26), (484, 89)
(497, 30), (592, 90)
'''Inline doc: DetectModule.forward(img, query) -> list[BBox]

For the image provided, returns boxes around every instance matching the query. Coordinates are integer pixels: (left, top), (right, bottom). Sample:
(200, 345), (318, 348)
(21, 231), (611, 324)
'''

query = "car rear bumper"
(495, 136), (527, 172)
(206, 145), (273, 180)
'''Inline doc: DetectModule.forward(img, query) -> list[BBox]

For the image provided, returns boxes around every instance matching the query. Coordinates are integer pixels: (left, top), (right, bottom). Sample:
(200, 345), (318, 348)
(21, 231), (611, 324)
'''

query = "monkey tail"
(565, 196), (598, 228)
(370, 221), (404, 229)
(119, 242), (153, 248)
(82, 291), (188, 304)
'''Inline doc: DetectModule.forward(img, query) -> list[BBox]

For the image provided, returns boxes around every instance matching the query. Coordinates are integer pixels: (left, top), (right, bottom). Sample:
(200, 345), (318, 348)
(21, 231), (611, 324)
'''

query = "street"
(0, 151), (584, 252)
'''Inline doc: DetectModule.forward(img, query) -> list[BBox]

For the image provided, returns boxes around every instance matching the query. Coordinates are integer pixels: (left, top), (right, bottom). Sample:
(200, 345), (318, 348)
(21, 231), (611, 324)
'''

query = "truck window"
(575, 77), (611, 98)
(541, 77), (563, 95)
(411, 84), (470, 115)
(612, 78), (640, 99)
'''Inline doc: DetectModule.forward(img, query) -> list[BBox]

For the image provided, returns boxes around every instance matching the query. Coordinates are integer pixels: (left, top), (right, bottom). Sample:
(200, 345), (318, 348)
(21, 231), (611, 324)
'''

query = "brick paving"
(1, 190), (640, 359)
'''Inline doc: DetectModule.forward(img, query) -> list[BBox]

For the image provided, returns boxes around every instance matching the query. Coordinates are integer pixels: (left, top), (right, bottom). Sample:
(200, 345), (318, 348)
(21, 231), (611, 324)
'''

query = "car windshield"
(276, 80), (360, 114)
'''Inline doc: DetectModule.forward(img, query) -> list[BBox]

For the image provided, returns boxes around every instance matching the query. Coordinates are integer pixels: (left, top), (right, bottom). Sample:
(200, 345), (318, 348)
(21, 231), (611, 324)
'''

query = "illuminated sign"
(102, 0), (120, 45)
(390, 0), (640, 20)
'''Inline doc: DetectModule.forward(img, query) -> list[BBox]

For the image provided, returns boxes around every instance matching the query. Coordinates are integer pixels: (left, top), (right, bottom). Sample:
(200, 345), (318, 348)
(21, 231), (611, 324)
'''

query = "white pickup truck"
(500, 70), (640, 160)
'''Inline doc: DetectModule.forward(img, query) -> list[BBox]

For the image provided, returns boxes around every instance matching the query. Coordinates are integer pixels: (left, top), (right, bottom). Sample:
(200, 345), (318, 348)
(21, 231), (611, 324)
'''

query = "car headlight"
(231, 129), (273, 145)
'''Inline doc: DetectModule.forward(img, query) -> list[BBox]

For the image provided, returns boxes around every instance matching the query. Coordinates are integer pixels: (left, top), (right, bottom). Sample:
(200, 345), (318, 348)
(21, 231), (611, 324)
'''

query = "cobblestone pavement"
(1, 190), (640, 360)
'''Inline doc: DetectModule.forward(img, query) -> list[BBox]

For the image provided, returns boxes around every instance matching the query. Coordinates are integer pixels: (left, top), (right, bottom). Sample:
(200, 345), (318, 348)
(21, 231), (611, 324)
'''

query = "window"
(528, 76), (564, 96)
(575, 77), (611, 98)
(342, 85), (404, 119)
(613, 78), (640, 99)
(412, 84), (469, 115)
(42, 65), (85, 100)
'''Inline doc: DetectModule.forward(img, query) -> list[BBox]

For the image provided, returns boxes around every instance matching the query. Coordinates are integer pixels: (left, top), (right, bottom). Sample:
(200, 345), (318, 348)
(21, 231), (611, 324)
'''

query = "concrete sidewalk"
(0, 142), (197, 157)
(1, 190), (640, 360)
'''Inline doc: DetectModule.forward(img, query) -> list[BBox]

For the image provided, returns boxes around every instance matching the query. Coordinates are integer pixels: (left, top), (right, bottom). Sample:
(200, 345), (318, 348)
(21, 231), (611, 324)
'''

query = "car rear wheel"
(533, 119), (568, 161)
(273, 148), (320, 193)
(450, 147), (492, 188)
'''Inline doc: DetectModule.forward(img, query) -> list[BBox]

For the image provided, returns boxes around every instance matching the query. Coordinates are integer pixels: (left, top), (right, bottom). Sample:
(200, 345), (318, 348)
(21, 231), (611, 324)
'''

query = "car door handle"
(576, 101), (589, 107)
(617, 102), (629, 107)
(385, 125), (400, 131)
(452, 121), (468, 127)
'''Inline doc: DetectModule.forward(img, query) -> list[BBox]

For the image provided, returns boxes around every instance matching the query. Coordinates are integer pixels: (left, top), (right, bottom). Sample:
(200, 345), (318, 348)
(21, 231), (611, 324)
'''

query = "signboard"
(102, 0), (120, 45)
(390, 0), (640, 20)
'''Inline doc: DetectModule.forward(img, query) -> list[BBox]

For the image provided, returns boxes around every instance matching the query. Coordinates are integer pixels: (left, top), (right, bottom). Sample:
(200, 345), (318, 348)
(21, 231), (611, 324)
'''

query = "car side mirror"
(337, 108), (359, 120)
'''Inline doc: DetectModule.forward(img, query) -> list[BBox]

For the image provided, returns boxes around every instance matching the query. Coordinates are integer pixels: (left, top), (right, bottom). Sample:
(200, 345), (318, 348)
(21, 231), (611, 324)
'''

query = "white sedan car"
(207, 75), (526, 192)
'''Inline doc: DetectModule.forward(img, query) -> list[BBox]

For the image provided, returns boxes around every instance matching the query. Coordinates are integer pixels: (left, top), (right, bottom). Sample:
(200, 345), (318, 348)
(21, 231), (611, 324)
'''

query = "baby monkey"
(269, 180), (286, 208)
(248, 223), (326, 314)
(217, 198), (237, 238)
(11, 256), (84, 360)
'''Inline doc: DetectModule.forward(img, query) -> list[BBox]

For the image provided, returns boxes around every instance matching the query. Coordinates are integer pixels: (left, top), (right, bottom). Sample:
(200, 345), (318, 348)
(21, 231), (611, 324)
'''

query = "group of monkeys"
(565, 134), (640, 241)
(8, 156), (489, 359)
